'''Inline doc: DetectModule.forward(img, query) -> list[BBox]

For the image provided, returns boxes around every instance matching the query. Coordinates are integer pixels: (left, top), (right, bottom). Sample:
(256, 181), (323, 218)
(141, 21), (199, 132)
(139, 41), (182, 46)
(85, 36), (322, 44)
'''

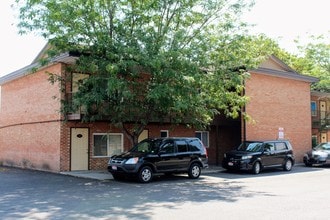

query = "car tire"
(304, 160), (313, 167)
(283, 159), (293, 171)
(188, 163), (201, 179)
(138, 166), (153, 183)
(252, 162), (261, 174)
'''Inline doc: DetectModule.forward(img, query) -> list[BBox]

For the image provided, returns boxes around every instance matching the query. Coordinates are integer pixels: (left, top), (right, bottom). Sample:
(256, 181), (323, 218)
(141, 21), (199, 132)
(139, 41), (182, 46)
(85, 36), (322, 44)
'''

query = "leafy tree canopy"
(270, 34), (330, 93)
(16, 0), (271, 144)
(295, 34), (330, 92)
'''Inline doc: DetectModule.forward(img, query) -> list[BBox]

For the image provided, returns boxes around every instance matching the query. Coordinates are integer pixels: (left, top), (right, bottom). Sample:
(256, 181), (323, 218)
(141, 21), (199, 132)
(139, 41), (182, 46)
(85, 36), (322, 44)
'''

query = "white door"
(321, 133), (327, 143)
(320, 101), (326, 120)
(71, 128), (89, 170)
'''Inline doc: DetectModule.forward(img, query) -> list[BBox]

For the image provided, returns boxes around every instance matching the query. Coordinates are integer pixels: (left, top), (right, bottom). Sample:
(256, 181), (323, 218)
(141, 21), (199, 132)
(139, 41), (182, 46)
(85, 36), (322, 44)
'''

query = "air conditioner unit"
(67, 113), (81, 120)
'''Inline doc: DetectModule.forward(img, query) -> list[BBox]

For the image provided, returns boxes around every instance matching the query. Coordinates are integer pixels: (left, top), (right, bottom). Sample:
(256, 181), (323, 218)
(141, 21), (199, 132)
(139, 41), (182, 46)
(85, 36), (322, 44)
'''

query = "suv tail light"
(204, 146), (208, 158)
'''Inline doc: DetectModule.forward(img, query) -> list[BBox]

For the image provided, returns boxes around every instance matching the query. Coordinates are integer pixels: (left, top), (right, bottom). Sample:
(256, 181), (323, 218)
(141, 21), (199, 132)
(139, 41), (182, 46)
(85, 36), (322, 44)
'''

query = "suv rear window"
(275, 142), (287, 151)
(188, 139), (203, 152)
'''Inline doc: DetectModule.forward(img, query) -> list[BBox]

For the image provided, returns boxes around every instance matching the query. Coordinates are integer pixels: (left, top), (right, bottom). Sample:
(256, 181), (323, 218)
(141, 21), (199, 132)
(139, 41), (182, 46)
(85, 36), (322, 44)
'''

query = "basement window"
(93, 133), (123, 157)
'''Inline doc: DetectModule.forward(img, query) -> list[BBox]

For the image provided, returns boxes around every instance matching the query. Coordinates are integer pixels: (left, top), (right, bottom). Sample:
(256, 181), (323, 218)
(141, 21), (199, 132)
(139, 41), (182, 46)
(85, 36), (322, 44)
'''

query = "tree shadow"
(0, 166), (274, 219)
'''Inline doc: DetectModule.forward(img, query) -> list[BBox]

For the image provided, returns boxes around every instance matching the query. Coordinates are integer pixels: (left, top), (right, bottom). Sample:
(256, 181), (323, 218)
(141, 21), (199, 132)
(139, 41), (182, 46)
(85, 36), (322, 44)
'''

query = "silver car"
(303, 142), (330, 166)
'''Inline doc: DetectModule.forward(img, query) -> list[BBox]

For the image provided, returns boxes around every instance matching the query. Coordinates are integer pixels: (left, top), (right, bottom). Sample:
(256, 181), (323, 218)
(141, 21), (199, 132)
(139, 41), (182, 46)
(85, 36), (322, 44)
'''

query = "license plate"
(112, 165), (117, 170)
(228, 162), (234, 166)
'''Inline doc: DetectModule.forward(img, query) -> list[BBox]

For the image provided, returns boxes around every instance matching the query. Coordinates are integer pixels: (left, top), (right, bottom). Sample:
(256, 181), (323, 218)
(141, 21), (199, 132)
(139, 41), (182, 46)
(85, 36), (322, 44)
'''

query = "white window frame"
(160, 130), (169, 138)
(93, 133), (124, 157)
(195, 131), (209, 148)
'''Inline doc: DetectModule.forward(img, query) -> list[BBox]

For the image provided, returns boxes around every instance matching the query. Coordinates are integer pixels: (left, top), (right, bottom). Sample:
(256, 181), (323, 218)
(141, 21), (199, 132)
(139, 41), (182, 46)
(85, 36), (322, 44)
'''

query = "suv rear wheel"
(138, 166), (153, 183)
(188, 163), (201, 179)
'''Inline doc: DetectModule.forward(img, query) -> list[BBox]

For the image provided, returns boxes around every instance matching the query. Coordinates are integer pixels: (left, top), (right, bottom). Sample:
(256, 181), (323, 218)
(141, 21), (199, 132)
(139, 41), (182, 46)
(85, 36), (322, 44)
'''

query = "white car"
(303, 142), (330, 166)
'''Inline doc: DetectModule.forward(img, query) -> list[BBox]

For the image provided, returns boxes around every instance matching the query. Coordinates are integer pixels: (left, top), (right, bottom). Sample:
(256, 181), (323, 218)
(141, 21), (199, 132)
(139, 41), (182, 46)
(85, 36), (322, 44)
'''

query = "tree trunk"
(118, 122), (146, 148)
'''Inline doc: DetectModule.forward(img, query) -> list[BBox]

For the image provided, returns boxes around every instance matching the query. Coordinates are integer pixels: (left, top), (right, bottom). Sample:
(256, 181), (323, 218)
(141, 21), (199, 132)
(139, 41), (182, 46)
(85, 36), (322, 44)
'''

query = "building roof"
(0, 49), (318, 86)
(311, 90), (330, 98)
(0, 51), (78, 86)
(249, 55), (319, 83)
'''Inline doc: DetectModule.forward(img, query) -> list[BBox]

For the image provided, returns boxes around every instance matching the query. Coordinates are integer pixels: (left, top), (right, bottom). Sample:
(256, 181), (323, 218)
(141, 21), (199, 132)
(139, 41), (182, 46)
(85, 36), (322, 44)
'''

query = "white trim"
(195, 131), (209, 148)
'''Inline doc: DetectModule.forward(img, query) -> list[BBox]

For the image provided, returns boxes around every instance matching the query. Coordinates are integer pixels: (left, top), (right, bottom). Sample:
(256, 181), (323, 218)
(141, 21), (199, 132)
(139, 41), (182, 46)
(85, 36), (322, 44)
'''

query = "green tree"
(16, 0), (261, 145)
(278, 34), (330, 92)
(297, 34), (330, 92)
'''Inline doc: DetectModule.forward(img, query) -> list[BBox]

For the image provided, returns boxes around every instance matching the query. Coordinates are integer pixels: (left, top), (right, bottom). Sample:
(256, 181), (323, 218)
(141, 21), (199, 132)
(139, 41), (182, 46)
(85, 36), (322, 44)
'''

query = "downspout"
(242, 78), (247, 143)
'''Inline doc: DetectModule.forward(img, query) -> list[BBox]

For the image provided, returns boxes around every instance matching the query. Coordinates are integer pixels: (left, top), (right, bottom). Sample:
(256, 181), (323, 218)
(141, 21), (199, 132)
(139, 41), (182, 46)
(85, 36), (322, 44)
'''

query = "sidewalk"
(60, 166), (224, 181)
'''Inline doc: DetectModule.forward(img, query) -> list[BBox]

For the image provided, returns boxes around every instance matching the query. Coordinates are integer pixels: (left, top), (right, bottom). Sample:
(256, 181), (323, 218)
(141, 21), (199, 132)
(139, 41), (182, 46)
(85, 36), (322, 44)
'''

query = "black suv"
(108, 138), (209, 183)
(222, 140), (294, 174)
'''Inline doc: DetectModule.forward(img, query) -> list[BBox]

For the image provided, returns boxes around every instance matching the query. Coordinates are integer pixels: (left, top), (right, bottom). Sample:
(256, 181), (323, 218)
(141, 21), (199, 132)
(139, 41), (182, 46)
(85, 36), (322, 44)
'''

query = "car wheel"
(304, 160), (313, 167)
(252, 162), (261, 174)
(138, 166), (153, 183)
(283, 159), (293, 171)
(188, 163), (201, 179)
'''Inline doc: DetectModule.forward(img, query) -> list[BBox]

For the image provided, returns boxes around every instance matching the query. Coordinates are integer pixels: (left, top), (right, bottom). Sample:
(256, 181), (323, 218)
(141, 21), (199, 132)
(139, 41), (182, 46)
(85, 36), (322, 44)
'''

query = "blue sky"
(1, 0), (329, 76)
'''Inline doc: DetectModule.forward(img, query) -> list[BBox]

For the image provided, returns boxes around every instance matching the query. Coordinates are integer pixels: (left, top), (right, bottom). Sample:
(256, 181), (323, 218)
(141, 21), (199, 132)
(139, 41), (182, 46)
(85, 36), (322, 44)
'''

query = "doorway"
(71, 128), (89, 170)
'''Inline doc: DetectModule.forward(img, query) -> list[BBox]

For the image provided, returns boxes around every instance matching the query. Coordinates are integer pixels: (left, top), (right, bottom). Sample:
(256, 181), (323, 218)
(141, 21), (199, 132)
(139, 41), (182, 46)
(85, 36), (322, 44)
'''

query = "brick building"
(0, 50), (318, 172)
(243, 56), (318, 163)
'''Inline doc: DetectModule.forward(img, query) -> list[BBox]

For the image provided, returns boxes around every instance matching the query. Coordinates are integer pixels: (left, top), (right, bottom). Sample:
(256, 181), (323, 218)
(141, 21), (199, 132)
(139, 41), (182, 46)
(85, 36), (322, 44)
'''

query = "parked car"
(222, 140), (295, 174)
(107, 137), (209, 183)
(303, 142), (330, 166)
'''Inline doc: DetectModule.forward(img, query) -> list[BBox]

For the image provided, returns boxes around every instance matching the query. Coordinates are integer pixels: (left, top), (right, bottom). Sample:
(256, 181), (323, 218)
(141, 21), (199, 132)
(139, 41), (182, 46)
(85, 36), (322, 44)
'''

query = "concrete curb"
(60, 166), (224, 181)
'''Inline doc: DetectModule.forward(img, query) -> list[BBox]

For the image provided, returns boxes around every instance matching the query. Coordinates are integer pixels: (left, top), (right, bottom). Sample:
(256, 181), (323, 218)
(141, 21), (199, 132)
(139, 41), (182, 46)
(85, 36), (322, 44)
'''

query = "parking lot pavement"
(60, 165), (225, 180)
(61, 170), (113, 180)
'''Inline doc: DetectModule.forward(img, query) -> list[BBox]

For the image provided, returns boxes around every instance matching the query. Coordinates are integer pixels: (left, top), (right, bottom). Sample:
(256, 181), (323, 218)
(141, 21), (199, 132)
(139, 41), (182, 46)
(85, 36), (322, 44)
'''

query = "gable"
(250, 55), (318, 83)
(259, 58), (290, 72)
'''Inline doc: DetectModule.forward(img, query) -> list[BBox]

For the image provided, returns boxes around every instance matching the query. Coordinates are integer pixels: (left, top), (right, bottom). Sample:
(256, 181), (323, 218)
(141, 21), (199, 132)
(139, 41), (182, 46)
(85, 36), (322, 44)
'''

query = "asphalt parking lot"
(1, 165), (330, 220)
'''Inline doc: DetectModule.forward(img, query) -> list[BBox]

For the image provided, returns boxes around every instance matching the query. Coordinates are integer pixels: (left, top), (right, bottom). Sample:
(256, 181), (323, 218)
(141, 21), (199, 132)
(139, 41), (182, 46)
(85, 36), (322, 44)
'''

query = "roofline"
(268, 55), (298, 73)
(31, 43), (50, 64)
(311, 90), (330, 98)
(249, 67), (319, 83)
(0, 52), (78, 85)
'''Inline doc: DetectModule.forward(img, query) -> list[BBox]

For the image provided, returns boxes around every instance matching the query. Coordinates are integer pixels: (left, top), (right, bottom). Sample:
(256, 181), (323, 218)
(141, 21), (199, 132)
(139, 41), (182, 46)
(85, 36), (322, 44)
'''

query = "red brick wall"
(0, 64), (63, 171)
(245, 72), (312, 162)
(59, 122), (197, 171)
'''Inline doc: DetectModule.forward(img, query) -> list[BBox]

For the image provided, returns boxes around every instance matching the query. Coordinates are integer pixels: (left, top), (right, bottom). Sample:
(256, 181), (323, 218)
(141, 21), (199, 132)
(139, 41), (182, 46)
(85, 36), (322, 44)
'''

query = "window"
(312, 135), (318, 148)
(160, 130), (169, 138)
(93, 133), (123, 157)
(72, 73), (89, 93)
(275, 142), (287, 151)
(161, 141), (175, 154)
(311, 101), (317, 116)
(195, 131), (209, 148)
(176, 140), (188, 153)
(264, 143), (275, 151)
(188, 139), (202, 152)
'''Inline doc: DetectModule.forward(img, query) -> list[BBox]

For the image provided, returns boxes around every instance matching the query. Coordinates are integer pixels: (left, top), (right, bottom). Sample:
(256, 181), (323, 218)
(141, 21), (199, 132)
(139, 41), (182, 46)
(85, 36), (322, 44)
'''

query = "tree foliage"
(295, 34), (330, 92)
(272, 34), (330, 92)
(16, 0), (264, 145)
